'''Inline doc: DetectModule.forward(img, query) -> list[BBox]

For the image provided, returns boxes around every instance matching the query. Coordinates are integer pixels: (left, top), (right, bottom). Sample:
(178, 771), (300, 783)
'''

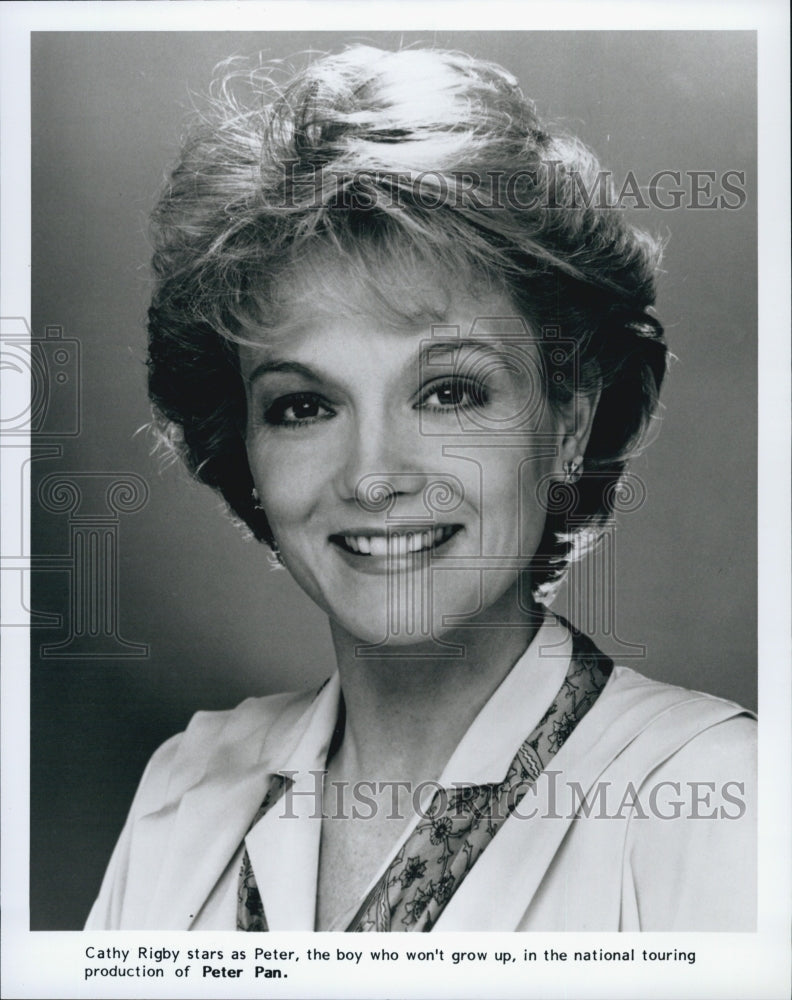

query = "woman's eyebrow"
(245, 338), (519, 385)
(245, 359), (321, 384)
(420, 338), (517, 364)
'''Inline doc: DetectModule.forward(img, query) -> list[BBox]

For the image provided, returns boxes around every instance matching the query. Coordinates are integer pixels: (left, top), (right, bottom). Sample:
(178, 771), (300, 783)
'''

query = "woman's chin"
(323, 571), (529, 652)
(328, 607), (460, 652)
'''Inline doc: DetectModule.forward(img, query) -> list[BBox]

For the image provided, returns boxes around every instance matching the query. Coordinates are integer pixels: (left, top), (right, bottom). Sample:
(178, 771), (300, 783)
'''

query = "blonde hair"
(147, 45), (667, 592)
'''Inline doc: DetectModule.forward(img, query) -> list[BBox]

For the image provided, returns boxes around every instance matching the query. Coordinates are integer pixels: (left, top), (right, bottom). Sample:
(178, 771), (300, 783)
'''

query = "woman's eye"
(419, 378), (488, 412)
(263, 393), (333, 427)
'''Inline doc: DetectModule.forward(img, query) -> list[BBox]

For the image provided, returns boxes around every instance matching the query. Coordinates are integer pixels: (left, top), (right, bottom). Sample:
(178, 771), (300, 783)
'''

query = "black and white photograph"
(1, 3), (790, 999)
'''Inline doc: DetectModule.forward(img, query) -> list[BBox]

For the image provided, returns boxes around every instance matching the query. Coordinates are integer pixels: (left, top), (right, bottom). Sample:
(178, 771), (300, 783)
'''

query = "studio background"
(29, 30), (756, 929)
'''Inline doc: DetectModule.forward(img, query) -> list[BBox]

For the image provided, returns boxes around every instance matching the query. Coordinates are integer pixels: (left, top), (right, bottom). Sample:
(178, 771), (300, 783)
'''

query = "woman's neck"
(327, 586), (546, 788)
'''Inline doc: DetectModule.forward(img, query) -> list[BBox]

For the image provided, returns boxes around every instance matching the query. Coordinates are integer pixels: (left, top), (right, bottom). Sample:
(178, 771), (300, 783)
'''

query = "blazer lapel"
(132, 676), (341, 930)
(140, 763), (274, 929)
(244, 673), (342, 930)
(244, 769), (324, 930)
(122, 690), (322, 929)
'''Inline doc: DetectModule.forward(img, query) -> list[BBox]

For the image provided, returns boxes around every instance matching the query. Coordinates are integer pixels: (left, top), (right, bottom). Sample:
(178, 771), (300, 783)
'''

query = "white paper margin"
(1, 2), (789, 999)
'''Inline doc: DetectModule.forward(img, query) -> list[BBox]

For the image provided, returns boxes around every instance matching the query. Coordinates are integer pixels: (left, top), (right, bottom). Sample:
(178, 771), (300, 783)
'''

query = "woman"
(86, 45), (755, 932)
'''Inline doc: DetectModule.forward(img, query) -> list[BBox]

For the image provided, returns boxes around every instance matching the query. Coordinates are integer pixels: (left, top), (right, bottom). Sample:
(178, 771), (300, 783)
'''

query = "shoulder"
(177, 687), (315, 752)
(574, 663), (756, 803)
(605, 664), (752, 711)
(609, 674), (757, 931)
(645, 710), (756, 778)
(133, 686), (321, 814)
(600, 665), (755, 751)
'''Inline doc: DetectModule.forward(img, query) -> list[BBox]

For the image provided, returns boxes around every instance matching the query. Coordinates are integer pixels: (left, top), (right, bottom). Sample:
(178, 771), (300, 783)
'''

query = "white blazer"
(86, 620), (756, 932)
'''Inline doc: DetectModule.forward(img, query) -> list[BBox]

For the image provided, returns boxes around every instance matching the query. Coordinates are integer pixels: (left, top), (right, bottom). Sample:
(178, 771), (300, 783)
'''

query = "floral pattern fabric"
(238, 625), (612, 932)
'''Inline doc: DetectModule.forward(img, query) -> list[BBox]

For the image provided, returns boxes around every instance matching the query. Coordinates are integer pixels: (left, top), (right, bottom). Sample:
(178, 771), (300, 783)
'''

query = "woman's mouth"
(329, 524), (462, 557)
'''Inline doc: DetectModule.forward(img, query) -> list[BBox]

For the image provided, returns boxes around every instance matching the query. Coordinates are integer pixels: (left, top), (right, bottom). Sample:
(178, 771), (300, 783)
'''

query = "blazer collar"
(439, 611), (571, 786)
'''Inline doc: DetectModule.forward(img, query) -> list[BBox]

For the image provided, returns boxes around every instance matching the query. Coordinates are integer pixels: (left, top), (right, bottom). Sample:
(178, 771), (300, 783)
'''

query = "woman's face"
(241, 258), (574, 648)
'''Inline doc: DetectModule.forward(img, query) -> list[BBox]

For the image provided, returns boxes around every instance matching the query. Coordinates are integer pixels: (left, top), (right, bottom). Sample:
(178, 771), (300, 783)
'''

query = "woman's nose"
(335, 414), (426, 507)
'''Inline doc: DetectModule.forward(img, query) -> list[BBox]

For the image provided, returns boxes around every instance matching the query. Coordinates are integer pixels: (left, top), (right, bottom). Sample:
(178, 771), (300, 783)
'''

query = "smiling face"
(241, 255), (578, 648)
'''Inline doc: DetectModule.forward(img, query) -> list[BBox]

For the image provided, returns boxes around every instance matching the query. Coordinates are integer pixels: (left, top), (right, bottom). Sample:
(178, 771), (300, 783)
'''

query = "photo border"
(2, 2), (789, 998)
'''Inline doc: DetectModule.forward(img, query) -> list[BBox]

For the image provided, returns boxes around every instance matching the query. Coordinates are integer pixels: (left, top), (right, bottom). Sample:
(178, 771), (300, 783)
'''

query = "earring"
(266, 538), (284, 566)
(251, 487), (265, 511)
(563, 454), (584, 484)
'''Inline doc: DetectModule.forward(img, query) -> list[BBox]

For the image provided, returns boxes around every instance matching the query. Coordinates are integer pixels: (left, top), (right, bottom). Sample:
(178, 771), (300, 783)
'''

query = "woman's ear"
(558, 389), (601, 468)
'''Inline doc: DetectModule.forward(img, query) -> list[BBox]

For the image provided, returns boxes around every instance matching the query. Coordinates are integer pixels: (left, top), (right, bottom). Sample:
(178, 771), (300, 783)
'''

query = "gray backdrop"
(29, 31), (756, 928)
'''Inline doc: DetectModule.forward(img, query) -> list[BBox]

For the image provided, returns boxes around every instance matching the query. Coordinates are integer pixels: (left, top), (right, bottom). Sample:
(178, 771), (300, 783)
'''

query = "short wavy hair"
(147, 45), (667, 595)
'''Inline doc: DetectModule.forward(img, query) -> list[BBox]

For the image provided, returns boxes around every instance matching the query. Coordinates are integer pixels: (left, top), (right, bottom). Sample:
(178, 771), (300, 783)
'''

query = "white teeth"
(407, 532), (425, 553)
(369, 537), (388, 557)
(339, 526), (457, 556)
